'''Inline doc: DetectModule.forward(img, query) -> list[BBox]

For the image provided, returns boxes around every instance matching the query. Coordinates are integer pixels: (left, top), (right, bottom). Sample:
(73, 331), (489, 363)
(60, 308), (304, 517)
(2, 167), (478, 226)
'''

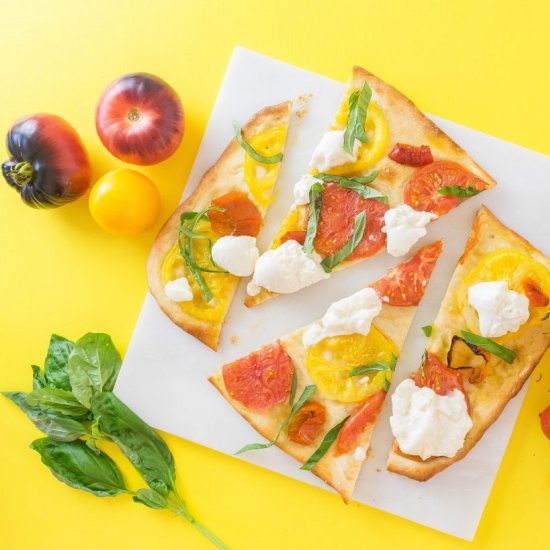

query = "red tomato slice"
(313, 182), (388, 260)
(222, 341), (294, 410)
(414, 352), (466, 397)
(388, 143), (433, 167)
(209, 191), (262, 237)
(335, 391), (386, 455)
(404, 160), (489, 215)
(371, 241), (443, 306)
(287, 401), (326, 445)
(523, 277), (549, 307)
(280, 230), (307, 245)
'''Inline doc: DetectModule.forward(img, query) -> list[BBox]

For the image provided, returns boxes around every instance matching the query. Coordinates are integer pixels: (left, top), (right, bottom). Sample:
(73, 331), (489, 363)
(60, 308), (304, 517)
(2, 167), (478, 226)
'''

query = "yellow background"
(1, 0), (549, 548)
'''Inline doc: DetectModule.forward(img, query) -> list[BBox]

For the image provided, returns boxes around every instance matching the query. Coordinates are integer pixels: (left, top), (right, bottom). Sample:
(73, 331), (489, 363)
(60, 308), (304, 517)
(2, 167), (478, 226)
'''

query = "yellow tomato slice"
(161, 220), (238, 323)
(270, 206), (308, 248)
(243, 125), (287, 210)
(318, 100), (388, 175)
(305, 329), (398, 403)
(459, 249), (550, 337)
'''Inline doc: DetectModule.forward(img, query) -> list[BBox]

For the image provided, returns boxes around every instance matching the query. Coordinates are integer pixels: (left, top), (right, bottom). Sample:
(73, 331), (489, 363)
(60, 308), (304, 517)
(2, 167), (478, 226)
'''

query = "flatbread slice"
(147, 102), (291, 350)
(210, 241), (442, 501)
(245, 66), (495, 307)
(387, 206), (550, 480)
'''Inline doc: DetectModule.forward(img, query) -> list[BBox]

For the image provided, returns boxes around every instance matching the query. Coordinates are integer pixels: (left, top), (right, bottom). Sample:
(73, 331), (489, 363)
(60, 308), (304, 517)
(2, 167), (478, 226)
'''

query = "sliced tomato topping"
(414, 352), (466, 397)
(209, 190), (262, 237)
(287, 401), (326, 445)
(335, 391), (386, 455)
(371, 241), (442, 306)
(523, 277), (549, 307)
(313, 182), (388, 260)
(222, 341), (294, 410)
(388, 143), (433, 167)
(280, 230), (307, 245)
(404, 160), (489, 216)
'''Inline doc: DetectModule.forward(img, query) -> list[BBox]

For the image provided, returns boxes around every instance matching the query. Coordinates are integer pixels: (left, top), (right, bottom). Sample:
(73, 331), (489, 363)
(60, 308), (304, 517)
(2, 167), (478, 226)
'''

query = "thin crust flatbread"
(245, 66), (496, 308)
(387, 206), (550, 480)
(210, 242), (442, 502)
(147, 102), (291, 349)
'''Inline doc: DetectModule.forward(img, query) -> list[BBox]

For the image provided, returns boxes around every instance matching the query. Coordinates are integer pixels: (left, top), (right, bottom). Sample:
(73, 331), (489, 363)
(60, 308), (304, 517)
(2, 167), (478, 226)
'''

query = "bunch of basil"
(4, 333), (228, 549)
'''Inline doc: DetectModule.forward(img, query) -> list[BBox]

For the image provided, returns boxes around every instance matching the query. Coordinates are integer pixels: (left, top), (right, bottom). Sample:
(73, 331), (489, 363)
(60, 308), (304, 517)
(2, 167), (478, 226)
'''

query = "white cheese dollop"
(353, 446), (367, 461)
(164, 277), (193, 302)
(468, 280), (530, 337)
(293, 174), (322, 205)
(302, 287), (382, 347)
(309, 130), (360, 172)
(247, 239), (329, 295)
(390, 379), (472, 460)
(382, 204), (438, 257)
(211, 236), (259, 277)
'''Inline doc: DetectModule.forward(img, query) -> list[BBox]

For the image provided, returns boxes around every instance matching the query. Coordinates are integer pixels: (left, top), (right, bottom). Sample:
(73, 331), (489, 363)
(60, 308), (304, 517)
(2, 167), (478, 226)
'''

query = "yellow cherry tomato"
(89, 169), (161, 236)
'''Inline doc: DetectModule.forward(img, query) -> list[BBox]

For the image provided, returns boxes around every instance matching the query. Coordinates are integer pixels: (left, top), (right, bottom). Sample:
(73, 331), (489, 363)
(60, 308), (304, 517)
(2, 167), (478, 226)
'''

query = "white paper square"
(114, 47), (550, 541)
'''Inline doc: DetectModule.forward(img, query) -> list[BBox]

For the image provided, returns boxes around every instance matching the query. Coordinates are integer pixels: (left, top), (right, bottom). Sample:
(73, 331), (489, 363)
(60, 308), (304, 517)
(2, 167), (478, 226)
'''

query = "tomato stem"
(128, 109), (142, 123)
(8, 161), (34, 187)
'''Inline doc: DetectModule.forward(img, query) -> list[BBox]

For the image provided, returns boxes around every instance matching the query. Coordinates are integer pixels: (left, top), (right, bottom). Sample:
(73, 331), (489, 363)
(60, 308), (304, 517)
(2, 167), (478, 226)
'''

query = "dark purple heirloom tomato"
(95, 73), (184, 166)
(2, 114), (92, 208)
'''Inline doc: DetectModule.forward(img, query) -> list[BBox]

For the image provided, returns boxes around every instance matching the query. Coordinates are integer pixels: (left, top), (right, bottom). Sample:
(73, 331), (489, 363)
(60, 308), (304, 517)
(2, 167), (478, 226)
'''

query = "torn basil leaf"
(300, 416), (349, 471)
(321, 210), (366, 272)
(233, 120), (283, 164)
(421, 325), (433, 337)
(302, 182), (324, 254)
(460, 330), (516, 364)
(315, 172), (386, 203)
(437, 185), (480, 199)
(343, 82), (372, 155)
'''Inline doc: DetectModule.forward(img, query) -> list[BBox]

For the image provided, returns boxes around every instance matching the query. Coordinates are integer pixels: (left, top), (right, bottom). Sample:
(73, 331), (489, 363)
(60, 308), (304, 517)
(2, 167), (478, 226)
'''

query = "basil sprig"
(178, 207), (228, 302)
(315, 172), (387, 203)
(422, 325), (433, 337)
(235, 384), (317, 455)
(437, 185), (480, 199)
(343, 82), (372, 155)
(233, 120), (283, 164)
(300, 416), (350, 471)
(289, 370), (298, 405)
(3, 332), (228, 549)
(321, 210), (366, 272)
(349, 354), (397, 392)
(460, 330), (516, 364)
(303, 182), (324, 254)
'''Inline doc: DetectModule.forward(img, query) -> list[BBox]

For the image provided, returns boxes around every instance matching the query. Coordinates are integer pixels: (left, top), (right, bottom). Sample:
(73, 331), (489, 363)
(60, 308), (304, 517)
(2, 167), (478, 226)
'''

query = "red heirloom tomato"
(96, 73), (184, 165)
(2, 114), (91, 208)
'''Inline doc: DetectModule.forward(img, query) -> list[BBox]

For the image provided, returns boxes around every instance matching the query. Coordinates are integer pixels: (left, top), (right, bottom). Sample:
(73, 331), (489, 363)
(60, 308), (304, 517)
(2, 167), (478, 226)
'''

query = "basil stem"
(460, 330), (516, 364)
(437, 185), (480, 198)
(233, 120), (283, 164)
(300, 416), (350, 471)
(422, 325), (433, 337)
(421, 350), (427, 380)
(303, 182), (324, 254)
(315, 172), (387, 203)
(320, 210), (366, 273)
(235, 385), (317, 455)
(343, 82), (372, 155)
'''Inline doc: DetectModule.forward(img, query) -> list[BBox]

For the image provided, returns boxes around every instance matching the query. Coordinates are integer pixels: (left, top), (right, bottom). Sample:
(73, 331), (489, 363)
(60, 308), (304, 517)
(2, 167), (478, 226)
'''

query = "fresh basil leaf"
(68, 333), (122, 408)
(303, 182), (324, 254)
(421, 350), (427, 379)
(177, 236), (213, 302)
(235, 385), (317, 455)
(27, 388), (89, 417)
(233, 120), (283, 164)
(422, 325), (433, 337)
(315, 172), (387, 203)
(321, 210), (366, 272)
(3, 391), (89, 441)
(91, 392), (175, 496)
(437, 185), (480, 199)
(460, 330), (516, 364)
(349, 354), (398, 377)
(133, 488), (168, 510)
(289, 370), (298, 406)
(343, 82), (372, 155)
(31, 438), (128, 497)
(44, 334), (74, 391)
(300, 416), (350, 471)
(31, 365), (48, 389)
(382, 377), (391, 392)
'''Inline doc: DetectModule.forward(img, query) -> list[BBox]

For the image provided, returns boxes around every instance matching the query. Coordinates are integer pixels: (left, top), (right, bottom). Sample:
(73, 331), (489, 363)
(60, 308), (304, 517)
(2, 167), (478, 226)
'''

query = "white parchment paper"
(115, 47), (550, 540)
